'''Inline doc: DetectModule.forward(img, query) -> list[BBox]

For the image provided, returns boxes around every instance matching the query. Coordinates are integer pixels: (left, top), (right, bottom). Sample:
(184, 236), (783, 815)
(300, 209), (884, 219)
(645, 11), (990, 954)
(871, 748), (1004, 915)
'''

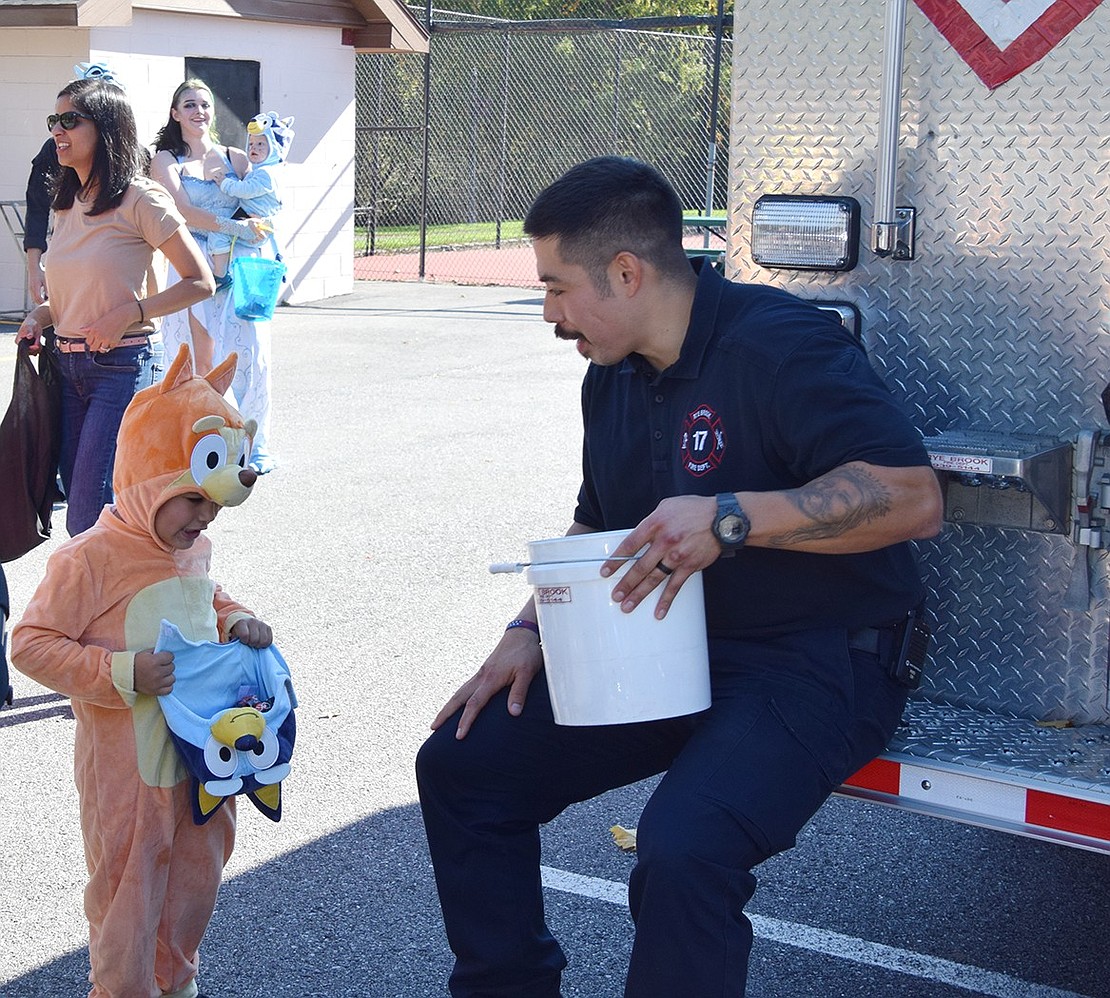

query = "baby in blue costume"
(209, 111), (295, 291)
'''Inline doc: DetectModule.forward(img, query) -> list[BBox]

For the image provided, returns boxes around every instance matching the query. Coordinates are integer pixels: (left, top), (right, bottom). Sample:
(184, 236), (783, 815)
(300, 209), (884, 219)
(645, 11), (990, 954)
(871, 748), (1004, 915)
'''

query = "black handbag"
(0, 336), (63, 562)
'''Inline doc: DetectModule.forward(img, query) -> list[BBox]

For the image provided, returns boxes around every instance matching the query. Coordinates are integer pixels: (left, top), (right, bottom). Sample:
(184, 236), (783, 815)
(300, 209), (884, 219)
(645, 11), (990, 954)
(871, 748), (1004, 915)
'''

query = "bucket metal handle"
(490, 556), (639, 575)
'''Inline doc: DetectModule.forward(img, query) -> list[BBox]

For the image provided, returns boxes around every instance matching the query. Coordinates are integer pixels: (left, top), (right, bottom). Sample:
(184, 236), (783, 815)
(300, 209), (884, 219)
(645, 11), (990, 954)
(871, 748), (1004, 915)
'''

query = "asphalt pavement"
(1, 282), (1108, 998)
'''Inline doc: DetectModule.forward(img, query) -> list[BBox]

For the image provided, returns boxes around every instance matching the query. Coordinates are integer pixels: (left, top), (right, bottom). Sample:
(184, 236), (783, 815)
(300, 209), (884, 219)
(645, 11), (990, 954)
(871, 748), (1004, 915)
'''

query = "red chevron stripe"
(912, 0), (1105, 88)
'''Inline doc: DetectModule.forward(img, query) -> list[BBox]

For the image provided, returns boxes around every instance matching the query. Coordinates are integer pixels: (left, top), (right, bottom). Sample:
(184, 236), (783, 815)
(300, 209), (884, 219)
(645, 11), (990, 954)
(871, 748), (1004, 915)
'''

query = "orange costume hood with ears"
(114, 346), (259, 546)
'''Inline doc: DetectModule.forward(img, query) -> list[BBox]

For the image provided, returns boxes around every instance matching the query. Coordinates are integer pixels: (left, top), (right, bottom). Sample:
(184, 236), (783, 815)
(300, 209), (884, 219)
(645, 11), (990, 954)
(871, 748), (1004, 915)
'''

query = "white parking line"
(539, 866), (1092, 998)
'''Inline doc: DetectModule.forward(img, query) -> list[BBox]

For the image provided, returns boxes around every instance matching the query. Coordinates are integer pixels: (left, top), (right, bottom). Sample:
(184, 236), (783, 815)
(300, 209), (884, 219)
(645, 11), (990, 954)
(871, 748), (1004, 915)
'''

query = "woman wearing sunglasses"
(15, 76), (215, 536)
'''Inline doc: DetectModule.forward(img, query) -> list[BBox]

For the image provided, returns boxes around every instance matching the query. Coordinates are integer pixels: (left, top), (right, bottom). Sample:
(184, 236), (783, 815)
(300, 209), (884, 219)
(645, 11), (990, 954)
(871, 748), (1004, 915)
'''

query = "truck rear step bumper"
(839, 700), (1110, 853)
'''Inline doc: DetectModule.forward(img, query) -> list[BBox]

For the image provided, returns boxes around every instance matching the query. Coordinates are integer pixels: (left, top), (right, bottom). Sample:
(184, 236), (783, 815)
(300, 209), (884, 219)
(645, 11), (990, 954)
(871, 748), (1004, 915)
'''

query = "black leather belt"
(55, 333), (159, 354)
(847, 625), (891, 656)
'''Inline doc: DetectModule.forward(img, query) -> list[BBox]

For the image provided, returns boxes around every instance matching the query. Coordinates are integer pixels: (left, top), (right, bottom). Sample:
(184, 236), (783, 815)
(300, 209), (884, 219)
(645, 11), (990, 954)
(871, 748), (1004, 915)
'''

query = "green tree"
(355, 4), (733, 233)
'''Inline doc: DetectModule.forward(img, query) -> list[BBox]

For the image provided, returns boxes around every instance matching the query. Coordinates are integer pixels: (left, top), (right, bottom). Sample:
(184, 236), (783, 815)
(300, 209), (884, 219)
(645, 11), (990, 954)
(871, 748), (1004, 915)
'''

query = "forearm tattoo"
(769, 465), (892, 546)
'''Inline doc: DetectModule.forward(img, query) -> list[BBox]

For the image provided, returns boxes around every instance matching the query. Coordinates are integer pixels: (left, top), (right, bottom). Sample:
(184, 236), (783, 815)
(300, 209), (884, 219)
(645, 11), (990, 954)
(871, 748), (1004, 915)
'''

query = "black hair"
(152, 79), (219, 158)
(523, 157), (692, 293)
(51, 78), (143, 216)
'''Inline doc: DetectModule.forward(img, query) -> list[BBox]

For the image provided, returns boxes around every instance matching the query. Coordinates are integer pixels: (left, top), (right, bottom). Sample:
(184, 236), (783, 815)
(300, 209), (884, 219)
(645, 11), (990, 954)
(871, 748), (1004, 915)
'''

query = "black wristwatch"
(712, 492), (750, 554)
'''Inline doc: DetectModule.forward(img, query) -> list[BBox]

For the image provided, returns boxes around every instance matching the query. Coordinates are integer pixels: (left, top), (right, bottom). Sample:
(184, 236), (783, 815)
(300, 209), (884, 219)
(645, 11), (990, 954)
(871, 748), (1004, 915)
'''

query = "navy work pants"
(416, 626), (908, 997)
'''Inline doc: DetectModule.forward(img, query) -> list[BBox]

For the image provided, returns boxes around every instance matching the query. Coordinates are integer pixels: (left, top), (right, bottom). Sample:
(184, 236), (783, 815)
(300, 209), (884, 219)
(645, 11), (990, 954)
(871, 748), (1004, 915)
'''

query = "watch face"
(719, 513), (744, 540)
(714, 494), (749, 550)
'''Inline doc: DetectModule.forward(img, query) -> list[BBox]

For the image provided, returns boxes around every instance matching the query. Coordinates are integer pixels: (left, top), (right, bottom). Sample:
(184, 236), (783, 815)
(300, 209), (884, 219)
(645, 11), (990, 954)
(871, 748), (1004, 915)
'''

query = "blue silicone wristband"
(506, 618), (540, 639)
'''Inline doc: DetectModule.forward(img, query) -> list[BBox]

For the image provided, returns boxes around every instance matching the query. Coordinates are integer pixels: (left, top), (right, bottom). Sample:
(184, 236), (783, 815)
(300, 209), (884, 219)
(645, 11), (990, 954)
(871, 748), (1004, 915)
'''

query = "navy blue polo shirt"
(573, 261), (930, 638)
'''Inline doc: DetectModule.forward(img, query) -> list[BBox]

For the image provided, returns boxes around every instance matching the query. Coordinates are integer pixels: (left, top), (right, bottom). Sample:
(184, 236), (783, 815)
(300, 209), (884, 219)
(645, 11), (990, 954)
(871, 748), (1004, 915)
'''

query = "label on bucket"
(536, 585), (573, 604)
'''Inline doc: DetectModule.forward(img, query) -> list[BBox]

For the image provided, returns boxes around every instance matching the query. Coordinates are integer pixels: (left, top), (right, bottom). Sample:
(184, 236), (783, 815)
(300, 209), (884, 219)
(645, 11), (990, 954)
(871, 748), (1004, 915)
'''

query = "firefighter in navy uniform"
(417, 157), (943, 997)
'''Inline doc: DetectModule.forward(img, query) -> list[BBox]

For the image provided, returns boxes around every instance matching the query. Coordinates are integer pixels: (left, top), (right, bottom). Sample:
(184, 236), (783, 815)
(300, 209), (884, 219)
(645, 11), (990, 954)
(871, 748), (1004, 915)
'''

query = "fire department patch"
(681, 403), (726, 476)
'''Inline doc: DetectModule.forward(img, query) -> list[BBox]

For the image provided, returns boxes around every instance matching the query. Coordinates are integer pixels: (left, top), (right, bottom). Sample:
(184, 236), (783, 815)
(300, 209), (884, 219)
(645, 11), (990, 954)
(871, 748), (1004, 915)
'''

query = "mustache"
(553, 324), (580, 342)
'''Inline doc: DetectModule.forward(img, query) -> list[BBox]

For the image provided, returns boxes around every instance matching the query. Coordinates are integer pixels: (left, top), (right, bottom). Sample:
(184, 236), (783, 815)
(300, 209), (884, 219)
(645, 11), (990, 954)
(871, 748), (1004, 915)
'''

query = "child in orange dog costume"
(13, 345), (269, 998)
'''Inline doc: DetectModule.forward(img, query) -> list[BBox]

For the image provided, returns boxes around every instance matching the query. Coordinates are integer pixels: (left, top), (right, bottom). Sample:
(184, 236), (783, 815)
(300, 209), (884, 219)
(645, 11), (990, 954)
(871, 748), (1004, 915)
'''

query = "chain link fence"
(354, 6), (732, 286)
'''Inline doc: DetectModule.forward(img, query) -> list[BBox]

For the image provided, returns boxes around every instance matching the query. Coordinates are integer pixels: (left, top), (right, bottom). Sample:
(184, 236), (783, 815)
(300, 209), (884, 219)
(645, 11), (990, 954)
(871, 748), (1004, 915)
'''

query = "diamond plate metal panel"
(728, 0), (1110, 723)
(892, 700), (1110, 793)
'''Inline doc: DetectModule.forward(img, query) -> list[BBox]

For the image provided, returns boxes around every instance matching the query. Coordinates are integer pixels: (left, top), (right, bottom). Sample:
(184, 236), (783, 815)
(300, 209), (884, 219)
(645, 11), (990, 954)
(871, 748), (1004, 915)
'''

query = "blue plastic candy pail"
(231, 256), (287, 320)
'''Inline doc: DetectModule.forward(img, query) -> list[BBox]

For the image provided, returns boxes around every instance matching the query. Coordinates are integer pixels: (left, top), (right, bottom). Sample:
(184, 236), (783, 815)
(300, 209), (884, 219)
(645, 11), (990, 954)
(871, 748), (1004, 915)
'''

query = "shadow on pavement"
(3, 787), (647, 998)
(0, 691), (73, 728)
(2, 803), (452, 998)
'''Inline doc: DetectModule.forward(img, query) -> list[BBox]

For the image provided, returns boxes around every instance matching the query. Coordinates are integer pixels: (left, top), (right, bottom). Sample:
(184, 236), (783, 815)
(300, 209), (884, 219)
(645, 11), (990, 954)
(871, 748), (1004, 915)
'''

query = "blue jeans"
(416, 627), (909, 998)
(56, 339), (164, 536)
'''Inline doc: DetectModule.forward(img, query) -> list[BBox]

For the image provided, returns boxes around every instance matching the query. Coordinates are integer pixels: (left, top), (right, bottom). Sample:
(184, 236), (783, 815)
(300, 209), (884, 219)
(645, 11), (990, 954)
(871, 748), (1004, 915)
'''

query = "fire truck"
(720, 0), (1110, 850)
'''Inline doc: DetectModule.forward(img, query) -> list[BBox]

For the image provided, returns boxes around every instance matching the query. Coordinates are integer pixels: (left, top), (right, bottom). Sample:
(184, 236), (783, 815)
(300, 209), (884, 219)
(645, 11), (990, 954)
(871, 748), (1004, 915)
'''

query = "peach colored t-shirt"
(44, 177), (184, 340)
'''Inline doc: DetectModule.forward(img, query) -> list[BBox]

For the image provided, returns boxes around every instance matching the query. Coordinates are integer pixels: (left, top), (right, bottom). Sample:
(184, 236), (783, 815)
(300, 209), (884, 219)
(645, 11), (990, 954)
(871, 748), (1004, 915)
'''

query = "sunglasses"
(47, 111), (93, 132)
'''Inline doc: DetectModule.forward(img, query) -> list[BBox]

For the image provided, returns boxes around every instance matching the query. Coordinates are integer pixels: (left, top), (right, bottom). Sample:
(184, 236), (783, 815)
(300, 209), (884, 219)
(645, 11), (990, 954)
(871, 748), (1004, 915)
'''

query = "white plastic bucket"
(525, 530), (711, 726)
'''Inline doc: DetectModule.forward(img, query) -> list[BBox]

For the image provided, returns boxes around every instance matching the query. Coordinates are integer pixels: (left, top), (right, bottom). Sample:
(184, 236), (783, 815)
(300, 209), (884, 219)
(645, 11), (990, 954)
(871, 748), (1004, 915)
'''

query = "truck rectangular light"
(751, 195), (860, 271)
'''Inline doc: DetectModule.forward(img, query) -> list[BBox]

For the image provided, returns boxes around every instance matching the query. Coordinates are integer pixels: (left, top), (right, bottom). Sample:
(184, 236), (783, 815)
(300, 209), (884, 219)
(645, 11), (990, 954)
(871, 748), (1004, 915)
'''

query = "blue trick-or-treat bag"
(231, 254), (286, 320)
(155, 620), (297, 824)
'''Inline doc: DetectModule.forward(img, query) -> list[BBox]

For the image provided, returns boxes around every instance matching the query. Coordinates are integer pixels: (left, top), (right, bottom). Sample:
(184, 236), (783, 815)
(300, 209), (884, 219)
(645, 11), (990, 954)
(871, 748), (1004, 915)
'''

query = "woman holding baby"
(151, 80), (278, 473)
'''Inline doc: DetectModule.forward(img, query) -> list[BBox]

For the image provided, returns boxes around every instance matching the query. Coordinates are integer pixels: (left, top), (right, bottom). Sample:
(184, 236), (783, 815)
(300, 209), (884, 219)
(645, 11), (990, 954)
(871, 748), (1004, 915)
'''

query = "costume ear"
(207, 352), (238, 396)
(162, 344), (194, 393)
(248, 783), (283, 822)
(194, 781), (228, 825)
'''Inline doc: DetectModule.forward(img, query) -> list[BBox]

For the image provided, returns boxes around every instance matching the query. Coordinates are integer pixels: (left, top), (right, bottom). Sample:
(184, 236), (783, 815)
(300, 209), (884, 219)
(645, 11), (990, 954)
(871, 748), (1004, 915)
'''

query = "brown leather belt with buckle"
(55, 334), (154, 354)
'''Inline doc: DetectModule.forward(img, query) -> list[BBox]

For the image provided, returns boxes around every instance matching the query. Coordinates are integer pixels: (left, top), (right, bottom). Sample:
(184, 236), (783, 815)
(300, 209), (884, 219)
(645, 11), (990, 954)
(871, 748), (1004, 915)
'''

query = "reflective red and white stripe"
(841, 756), (1110, 852)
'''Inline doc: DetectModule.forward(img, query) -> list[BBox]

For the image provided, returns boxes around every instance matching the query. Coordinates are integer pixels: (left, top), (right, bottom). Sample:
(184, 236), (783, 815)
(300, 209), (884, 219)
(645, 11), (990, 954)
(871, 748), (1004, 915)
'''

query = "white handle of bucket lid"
(489, 556), (640, 574)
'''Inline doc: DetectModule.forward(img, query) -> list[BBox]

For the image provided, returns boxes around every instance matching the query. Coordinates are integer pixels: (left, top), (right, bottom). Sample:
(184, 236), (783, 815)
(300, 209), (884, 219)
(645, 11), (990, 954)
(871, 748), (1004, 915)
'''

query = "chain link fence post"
(355, 7), (732, 287)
